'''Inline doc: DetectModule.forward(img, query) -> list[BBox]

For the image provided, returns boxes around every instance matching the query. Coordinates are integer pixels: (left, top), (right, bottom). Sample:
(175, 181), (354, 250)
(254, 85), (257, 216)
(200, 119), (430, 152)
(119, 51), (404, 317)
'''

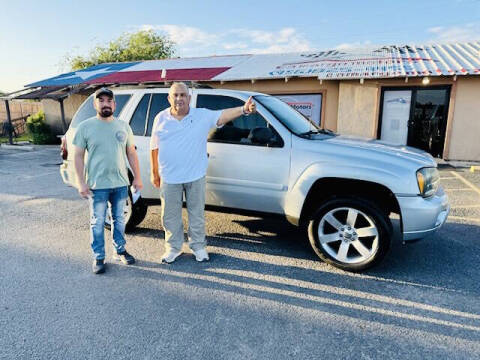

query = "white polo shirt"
(150, 107), (222, 184)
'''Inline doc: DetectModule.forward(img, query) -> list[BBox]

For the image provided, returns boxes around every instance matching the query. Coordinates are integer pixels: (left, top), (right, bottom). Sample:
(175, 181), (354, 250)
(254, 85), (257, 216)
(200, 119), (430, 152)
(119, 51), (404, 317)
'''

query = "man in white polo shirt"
(150, 82), (256, 263)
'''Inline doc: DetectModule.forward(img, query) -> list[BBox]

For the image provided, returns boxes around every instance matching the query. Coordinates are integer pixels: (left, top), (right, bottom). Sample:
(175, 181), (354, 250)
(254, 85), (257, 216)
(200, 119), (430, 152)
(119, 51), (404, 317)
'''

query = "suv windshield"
(254, 95), (326, 136)
(70, 94), (131, 128)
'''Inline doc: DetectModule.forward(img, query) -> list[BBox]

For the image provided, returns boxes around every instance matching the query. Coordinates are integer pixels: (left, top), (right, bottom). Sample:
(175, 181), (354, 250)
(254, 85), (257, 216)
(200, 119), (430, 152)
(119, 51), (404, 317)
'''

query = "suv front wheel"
(308, 197), (392, 272)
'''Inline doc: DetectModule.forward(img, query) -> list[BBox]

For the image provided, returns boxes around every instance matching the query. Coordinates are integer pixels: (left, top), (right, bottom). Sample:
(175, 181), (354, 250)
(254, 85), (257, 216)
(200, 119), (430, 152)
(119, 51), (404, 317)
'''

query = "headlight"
(416, 167), (440, 197)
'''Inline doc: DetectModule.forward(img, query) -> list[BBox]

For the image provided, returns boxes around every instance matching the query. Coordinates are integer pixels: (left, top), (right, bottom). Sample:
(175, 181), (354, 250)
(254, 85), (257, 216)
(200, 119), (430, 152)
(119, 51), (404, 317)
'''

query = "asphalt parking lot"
(1, 145), (480, 359)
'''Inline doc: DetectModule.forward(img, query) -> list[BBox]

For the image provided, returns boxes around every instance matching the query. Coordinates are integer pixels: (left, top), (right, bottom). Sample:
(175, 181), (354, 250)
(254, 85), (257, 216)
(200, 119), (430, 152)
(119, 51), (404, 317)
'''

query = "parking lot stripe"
(443, 188), (474, 191)
(450, 171), (480, 196)
(449, 216), (480, 223)
(451, 204), (480, 209)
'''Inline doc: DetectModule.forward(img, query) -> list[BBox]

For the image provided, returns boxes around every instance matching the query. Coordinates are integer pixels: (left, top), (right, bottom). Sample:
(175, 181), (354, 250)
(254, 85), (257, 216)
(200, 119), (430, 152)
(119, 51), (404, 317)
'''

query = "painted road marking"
(449, 216), (480, 223)
(443, 188), (475, 191)
(450, 171), (480, 196)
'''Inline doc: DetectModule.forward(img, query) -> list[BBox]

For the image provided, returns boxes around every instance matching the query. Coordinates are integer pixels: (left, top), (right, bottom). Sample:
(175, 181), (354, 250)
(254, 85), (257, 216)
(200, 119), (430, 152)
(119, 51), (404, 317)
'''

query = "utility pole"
(4, 100), (13, 145)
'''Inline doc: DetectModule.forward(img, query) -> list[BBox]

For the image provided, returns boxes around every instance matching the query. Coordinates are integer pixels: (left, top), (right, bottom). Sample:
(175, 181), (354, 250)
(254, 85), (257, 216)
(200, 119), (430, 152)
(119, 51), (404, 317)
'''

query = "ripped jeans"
(88, 186), (128, 260)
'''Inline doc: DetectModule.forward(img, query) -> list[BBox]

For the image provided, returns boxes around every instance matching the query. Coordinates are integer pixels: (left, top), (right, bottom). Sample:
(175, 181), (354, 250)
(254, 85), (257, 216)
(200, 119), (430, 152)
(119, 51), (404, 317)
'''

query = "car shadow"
(132, 213), (480, 297)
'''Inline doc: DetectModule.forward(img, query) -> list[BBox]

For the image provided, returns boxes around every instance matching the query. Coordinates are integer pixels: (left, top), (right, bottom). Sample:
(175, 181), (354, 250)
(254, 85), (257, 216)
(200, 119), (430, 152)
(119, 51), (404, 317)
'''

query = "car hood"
(323, 134), (437, 167)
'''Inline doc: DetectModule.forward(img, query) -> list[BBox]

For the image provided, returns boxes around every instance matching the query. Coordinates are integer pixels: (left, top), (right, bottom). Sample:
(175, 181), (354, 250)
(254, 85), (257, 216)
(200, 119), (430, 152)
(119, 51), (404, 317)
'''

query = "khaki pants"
(160, 176), (206, 253)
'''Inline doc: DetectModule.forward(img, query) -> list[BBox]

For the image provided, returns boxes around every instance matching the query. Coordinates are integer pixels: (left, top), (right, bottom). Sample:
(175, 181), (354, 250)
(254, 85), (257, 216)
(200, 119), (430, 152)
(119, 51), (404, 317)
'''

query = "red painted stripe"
(86, 67), (230, 84)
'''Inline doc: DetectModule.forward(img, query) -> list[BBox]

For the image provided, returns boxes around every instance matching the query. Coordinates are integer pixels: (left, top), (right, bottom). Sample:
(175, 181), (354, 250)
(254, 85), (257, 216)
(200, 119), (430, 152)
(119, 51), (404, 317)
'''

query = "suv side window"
(130, 94), (151, 136)
(196, 94), (282, 147)
(146, 93), (169, 136)
(70, 94), (131, 128)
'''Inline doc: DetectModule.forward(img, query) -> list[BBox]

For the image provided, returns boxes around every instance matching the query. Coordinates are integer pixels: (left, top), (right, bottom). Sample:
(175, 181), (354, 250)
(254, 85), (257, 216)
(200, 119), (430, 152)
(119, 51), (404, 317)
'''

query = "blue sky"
(1, 0), (479, 92)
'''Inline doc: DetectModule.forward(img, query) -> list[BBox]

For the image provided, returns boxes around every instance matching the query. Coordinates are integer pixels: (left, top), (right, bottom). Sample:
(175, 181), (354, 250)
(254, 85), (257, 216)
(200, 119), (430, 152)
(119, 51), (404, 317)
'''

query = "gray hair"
(169, 82), (190, 95)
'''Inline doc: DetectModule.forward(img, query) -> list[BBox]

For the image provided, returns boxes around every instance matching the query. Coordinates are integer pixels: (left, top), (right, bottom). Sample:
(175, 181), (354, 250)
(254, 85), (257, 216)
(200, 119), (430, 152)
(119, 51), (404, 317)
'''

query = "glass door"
(408, 89), (450, 158)
(379, 87), (450, 158)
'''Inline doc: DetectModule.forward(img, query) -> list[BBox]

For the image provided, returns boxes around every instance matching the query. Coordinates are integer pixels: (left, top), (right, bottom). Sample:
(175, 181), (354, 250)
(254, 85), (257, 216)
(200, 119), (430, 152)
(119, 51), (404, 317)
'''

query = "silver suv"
(60, 87), (449, 271)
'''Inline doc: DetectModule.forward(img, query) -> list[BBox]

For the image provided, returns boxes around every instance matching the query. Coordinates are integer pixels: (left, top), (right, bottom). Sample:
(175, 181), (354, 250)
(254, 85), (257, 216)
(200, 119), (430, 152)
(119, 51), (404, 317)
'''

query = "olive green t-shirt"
(73, 117), (134, 190)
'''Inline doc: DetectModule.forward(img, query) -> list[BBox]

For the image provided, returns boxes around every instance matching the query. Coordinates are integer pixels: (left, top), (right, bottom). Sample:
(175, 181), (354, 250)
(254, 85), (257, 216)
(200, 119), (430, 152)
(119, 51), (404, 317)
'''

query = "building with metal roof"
(5, 41), (480, 160)
(23, 42), (480, 88)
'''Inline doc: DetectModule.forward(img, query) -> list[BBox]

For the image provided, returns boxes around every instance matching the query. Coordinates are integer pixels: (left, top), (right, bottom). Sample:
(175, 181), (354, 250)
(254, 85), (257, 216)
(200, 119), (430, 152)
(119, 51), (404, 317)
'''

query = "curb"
(0, 143), (34, 151)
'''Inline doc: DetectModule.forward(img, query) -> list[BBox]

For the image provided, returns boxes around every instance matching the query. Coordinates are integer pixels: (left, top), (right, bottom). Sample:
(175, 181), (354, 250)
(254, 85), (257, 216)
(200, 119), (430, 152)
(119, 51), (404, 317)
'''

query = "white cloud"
(137, 24), (313, 56)
(140, 24), (218, 45)
(222, 42), (249, 50)
(228, 27), (312, 53)
(427, 23), (480, 42)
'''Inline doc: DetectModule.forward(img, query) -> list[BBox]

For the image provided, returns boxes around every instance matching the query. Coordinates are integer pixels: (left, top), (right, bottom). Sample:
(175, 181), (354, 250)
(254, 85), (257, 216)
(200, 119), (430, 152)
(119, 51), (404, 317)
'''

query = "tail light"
(60, 136), (68, 160)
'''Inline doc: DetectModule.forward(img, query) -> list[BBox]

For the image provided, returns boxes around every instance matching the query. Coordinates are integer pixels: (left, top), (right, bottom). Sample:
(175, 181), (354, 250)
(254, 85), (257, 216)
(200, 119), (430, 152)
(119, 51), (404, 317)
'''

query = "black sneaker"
(114, 250), (135, 265)
(92, 259), (106, 274)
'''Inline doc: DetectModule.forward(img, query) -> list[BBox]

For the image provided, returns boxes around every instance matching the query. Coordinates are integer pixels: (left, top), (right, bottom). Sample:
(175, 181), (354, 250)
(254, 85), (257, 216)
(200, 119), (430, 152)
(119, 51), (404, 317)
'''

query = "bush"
(26, 110), (56, 144)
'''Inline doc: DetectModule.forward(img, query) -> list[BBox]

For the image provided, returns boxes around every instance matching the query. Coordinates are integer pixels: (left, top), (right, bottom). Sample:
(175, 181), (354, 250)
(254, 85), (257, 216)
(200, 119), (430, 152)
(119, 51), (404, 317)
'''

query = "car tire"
(104, 189), (148, 233)
(308, 196), (392, 272)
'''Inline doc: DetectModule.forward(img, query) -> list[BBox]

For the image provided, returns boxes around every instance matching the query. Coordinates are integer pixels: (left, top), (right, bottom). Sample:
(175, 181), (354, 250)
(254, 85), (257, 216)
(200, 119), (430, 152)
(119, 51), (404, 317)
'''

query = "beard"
(99, 107), (113, 117)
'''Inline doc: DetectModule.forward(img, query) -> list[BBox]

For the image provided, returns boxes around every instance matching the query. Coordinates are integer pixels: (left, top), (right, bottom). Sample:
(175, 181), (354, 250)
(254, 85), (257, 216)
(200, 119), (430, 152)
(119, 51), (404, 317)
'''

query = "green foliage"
(67, 30), (176, 70)
(26, 110), (56, 144)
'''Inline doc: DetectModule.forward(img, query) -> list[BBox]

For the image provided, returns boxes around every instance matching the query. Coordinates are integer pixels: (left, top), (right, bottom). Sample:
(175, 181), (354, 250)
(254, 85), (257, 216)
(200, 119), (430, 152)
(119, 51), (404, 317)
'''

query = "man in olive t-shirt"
(73, 88), (143, 274)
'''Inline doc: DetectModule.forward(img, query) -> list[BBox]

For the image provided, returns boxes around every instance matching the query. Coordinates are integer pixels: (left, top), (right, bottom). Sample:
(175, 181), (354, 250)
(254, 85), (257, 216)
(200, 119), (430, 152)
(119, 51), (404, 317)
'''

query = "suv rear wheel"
(104, 188), (148, 233)
(308, 196), (392, 272)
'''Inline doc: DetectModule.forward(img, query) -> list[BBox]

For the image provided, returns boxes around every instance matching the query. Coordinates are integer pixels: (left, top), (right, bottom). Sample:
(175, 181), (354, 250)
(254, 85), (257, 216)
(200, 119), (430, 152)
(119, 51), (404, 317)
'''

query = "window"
(114, 95), (131, 117)
(196, 94), (282, 146)
(146, 93), (169, 136)
(70, 94), (131, 128)
(274, 94), (322, 126)
(130, 94), (150, 136)
(254, 95), (319, 135)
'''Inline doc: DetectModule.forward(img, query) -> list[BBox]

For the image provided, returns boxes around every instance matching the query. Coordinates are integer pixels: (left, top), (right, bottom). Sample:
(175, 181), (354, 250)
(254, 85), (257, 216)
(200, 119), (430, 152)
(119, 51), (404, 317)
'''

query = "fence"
(0, 101), (43, 136)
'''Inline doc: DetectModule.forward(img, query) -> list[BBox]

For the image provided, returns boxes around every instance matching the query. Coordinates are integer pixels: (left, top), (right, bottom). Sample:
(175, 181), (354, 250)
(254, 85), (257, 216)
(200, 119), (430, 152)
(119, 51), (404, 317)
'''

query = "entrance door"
(408, 89), (450, 158)
(379, 87), (450, 158)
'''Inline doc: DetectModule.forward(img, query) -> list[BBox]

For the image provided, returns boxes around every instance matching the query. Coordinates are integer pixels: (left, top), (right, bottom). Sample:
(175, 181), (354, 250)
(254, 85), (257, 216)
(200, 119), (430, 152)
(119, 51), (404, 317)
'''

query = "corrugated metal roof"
(25, 41), (480, 88)
(217, 42), (480, 81)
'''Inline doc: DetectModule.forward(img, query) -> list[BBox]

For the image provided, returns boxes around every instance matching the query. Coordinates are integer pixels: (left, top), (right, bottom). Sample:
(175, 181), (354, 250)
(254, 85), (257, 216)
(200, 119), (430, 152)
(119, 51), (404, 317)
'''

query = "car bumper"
(59, 161), (77, 188)
(397, 186), (450, 241)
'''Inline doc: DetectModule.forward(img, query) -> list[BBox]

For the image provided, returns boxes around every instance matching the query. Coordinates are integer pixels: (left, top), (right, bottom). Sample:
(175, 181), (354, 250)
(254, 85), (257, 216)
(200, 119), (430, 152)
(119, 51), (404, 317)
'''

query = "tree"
(66, 30), (175, 70)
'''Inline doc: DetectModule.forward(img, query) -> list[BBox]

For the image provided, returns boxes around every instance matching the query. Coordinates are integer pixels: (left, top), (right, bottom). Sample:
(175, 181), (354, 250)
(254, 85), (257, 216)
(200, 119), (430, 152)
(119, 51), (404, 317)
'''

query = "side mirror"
(248, 127), (276, 146)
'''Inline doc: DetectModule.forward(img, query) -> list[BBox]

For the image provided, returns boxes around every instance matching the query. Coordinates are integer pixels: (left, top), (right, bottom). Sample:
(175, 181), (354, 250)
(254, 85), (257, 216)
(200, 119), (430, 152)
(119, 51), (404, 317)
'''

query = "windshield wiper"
(319, 128), (335, 135)
(299, 130), (320, 136)
(299, 129), (335, 137)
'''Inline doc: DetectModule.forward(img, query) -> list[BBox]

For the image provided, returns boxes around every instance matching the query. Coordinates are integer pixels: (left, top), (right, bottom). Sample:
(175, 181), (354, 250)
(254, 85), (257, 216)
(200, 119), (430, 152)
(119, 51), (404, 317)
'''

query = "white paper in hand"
(130, 186), (141, 204)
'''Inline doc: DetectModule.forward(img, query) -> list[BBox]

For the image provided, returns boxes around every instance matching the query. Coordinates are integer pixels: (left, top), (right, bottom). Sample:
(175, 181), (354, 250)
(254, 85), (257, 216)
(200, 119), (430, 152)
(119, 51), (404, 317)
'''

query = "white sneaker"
(192, 248), (209, 262)
(161, 249), (182, 263)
